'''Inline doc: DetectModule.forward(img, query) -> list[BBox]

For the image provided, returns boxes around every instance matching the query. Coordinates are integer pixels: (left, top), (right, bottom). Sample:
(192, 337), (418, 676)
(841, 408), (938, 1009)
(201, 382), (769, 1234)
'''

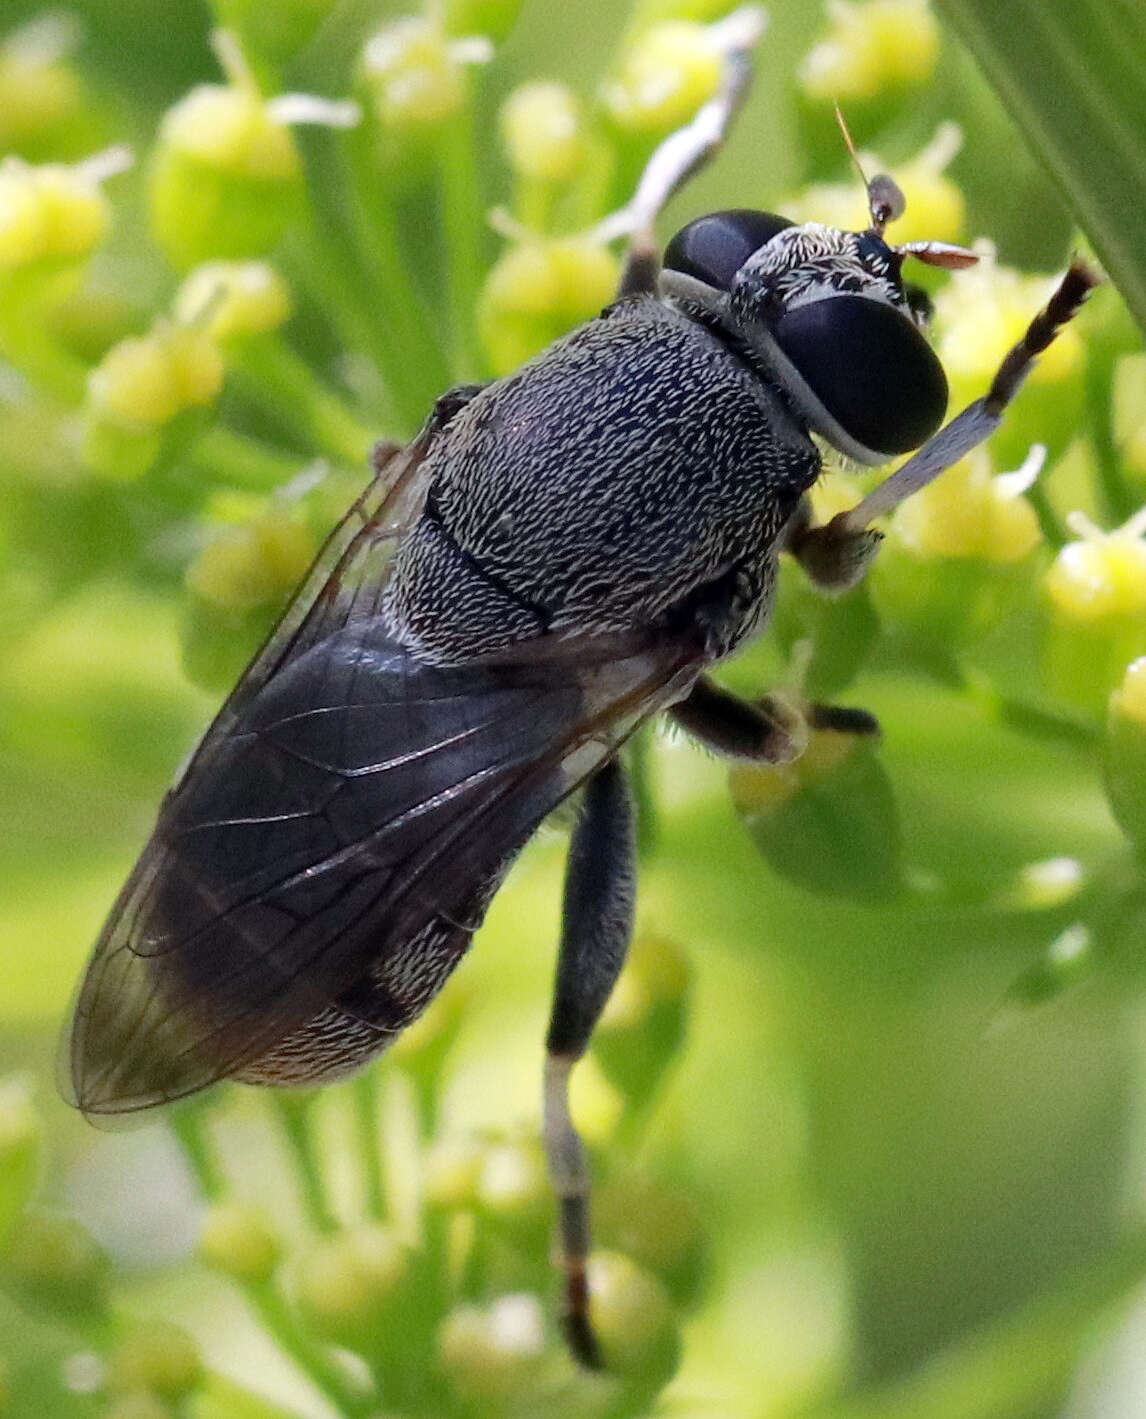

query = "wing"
(66, 440), (701, 1115)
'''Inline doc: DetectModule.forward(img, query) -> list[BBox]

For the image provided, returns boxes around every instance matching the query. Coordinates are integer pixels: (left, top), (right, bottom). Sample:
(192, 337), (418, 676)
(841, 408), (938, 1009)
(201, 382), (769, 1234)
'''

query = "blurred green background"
(2, 1), (1146, 1417)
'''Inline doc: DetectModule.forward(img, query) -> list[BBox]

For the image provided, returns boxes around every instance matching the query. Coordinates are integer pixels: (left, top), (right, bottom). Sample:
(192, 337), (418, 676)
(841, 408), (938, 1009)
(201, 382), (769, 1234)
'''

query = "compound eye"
(664, 209), (793, 291)
(773, 295), (948, 456)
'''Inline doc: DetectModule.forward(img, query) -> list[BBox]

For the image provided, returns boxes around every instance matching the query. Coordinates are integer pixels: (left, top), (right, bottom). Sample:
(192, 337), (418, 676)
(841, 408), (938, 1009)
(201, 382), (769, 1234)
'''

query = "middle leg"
(544, 756), (637, 1368)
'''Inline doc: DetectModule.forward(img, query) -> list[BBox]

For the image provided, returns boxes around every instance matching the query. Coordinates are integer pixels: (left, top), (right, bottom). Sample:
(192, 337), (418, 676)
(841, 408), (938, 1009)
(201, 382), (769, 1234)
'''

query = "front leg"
(783, 496), (884, 593)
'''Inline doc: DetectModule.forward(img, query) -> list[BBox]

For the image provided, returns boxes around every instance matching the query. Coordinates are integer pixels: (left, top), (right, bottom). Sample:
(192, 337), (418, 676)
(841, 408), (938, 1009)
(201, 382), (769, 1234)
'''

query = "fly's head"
(661, 175), (977, 467)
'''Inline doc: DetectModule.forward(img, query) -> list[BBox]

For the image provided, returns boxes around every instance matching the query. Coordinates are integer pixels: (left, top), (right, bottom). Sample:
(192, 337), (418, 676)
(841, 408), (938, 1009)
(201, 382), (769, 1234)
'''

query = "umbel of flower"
(173, 260), (292, 343)
(359, 15), (492, 170)
(601, 17), (725, 136)
(1106, 657), (1146, 853)
(499, 81), (585, 185)
(149, 30), (359, 271)
(798, 0), (940, 102)
(0, 147), (130, 307)
(1113, 352), (1146, 494)
(870, 446), (1044, 647)
(437, 1293), (548, 1404)
(783, 122), (966, 248)
(935, 242), (1087, 464)
(477, 217), (620, 376)
(0, 13), (90, 160)
(1043, 508), (1146, 719)
(83, 320), (224, 479)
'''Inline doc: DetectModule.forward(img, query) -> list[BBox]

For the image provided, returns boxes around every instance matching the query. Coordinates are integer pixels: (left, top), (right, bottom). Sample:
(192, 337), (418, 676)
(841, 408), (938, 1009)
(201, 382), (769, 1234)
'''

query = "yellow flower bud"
(437, 1294), (547, 1401)
(186, 511), (313, 611)
(1045, 512), (1146, 624)
(892, 450), (1041, 564)
(499, 81), (584, 183)
(198, 1201), (281, 1283)
(1113, 352), (1146, 489)
(730, 726), (854, 814)
(799, 0), (940, 102)
(601, 21), (722, 134)
(731, 725), (903, 899)
(174, 260), (292, 340)
(476, 1136), (549, 1232)
(423, 1134), (485, 1210)
(106, 1321), (202, 1403)
(88, 324), (224, 428)
(0, 156), (111, 273)
(1042, 510), (1146, 717)
(363, 18), (491, 130)
(477, 236), (620, 375)
(0, 17), (87, 157)
(586, 1251), (680, 1383)
(1112, 656), (1146, 727)
(158, 83), (298, 180)
(1107, 658), (1146, 851)
(293, 1225), (411, 1357)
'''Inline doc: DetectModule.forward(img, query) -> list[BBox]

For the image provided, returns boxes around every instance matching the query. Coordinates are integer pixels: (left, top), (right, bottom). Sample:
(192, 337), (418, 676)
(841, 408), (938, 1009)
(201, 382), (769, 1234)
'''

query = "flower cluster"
(0, 928), (696, 1418)
(1, 0), (1144, 1415)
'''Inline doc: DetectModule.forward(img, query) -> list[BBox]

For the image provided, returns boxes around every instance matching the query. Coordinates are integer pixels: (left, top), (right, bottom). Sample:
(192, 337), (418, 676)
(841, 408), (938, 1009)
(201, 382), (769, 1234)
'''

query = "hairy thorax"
(386, 296), (820, 663)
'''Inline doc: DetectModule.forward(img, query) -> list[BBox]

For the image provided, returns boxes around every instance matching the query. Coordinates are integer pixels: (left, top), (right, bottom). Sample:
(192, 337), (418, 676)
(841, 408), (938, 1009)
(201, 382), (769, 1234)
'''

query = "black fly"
(64, 15), (1097, 1366)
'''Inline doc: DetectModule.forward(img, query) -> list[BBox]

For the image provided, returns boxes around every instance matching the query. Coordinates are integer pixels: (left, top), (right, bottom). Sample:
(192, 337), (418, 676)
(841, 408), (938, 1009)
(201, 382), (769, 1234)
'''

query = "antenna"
(832, 101), (904, 236)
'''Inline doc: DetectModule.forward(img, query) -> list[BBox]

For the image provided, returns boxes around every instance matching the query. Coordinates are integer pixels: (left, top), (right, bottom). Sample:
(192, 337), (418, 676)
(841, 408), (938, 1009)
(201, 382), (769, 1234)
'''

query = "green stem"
(0, 303), (88, 404)
(247, 1278), (374, 1418)
(189, 425), (308, 491)
(352, 1069), (386, 1220)
(1024, 478), (1069, 547)
(960, 669), (1100, 748)
(170, 1105), (227, 1201)
(271, 1095), (338, 1234)
(301, 121), (448, 431)
(232, 337), (377, 466)
(437, 106), (486, 380)
(799, 1227), (1146, 1419)
(1087, 348), (1138, 525)
(343, 137), (453, 410)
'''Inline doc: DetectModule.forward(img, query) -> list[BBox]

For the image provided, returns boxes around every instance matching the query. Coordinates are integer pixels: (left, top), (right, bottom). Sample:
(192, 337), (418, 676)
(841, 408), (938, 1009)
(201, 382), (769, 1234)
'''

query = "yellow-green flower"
(799, 0), (940, 102)
(173, 260), (292, 342)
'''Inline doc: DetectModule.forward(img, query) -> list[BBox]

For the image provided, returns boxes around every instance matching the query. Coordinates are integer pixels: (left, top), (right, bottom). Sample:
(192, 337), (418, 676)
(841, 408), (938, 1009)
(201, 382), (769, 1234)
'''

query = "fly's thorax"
(390, 297), (819, 658)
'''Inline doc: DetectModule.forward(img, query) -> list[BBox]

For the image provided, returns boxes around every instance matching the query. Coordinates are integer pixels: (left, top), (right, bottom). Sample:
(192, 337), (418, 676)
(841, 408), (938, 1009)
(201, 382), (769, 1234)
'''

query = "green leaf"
(933, 0), (1146, 334)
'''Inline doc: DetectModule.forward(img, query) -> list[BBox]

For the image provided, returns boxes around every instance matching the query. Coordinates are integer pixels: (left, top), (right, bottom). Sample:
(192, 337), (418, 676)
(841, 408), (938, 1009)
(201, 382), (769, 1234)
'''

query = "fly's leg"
(786, 261), (1098, 585)
(610, 7), (765, 298)
(545, 757), (637, 1369)
(783, 496), (885, 594)
(671, 675), (807, 762)
(671, 674), (879, 762)
(806, 261), (1100, 562)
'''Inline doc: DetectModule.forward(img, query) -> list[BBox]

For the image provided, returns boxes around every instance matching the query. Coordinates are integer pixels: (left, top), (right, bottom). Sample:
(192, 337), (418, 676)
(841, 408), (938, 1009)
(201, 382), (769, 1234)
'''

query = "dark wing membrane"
(67, 611), (699, 1116)
(171, 433), (434, 797)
